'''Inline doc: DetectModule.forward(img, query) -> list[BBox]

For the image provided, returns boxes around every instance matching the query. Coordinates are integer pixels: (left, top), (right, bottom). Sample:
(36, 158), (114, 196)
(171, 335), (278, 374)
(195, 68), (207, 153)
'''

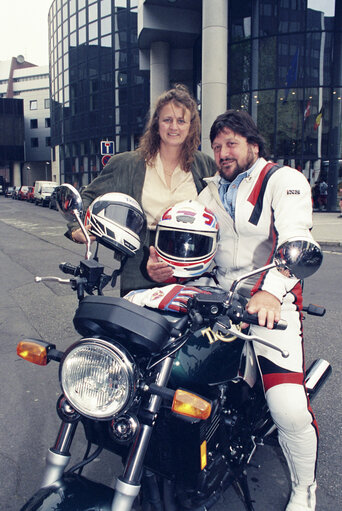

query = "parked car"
(18, 186), (30, 200)
(27, 186), (35, 202)
(34, 180), (58, 206)
(5, 186), (14, 198)
(48, 189), (58, 210)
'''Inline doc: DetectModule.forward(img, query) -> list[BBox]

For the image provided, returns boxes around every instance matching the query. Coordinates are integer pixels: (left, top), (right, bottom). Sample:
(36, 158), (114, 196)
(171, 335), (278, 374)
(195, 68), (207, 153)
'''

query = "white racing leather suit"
(197, 157), (318, 508)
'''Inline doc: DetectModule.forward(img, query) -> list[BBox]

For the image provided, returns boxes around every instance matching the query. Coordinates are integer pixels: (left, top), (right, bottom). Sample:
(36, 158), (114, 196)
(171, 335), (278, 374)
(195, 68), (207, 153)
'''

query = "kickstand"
(232, 470), (255, 511)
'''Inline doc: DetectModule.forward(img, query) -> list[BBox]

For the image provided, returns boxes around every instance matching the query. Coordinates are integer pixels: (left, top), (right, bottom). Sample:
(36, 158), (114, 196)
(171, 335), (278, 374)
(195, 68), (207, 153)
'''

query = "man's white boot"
(285, 481), (317, 511)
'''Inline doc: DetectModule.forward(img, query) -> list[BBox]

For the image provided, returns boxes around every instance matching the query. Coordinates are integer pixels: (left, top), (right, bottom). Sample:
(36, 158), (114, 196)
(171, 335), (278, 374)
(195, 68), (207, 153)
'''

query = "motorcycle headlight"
(60, 338), (137, 420)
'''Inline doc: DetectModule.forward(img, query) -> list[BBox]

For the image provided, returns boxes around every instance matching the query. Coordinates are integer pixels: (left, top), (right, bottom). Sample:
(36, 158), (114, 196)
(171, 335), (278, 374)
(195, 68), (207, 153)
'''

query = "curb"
(318, 241), (342, 252)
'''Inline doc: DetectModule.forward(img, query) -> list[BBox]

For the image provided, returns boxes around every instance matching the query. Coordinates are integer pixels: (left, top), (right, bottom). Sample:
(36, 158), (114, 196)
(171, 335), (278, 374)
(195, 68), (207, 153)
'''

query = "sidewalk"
(312, 211), (342, 251)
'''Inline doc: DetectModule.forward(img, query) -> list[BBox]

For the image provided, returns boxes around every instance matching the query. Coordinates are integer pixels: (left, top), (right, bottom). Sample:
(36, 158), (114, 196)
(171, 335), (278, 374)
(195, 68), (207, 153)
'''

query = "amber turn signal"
(17, 340), (49, 366)
(171, 389), (211, 420)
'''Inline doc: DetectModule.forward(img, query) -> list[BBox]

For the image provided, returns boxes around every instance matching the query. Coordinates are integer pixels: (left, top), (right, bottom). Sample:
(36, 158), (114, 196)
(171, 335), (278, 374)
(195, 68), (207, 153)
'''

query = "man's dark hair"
(209, 109), (270, 159)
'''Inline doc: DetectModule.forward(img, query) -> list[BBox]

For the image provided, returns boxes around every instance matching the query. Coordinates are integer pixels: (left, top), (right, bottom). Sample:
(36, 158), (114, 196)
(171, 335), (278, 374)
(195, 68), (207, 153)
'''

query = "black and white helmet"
(85, 192), (146, 257)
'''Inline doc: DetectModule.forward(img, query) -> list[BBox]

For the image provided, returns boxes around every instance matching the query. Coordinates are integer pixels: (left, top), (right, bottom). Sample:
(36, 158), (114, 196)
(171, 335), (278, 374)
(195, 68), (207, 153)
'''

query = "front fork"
(40, 421), (78, 488)
(39, 356), (174, 511)
(111, 355), (175, 511)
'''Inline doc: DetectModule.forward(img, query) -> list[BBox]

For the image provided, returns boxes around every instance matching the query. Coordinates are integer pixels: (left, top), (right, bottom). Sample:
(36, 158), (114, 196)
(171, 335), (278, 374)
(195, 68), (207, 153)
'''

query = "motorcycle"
(17, 184), (331, 511)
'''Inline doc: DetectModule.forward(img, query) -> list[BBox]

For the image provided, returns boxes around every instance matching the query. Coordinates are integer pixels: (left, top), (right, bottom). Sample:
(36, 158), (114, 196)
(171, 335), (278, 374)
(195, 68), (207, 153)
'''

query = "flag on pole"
(283, 48), (299, 103)
(314, 107), (323, 130)
(304, 99), (311, 121)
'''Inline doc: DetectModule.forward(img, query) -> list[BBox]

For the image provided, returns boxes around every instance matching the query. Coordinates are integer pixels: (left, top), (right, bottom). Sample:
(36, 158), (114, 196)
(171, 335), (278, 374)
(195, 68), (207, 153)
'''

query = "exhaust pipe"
(305, 358), (332, 399)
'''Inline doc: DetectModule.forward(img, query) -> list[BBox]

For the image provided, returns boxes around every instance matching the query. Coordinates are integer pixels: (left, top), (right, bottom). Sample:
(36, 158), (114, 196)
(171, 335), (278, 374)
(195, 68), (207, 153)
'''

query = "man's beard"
(219, 147), (257, 181)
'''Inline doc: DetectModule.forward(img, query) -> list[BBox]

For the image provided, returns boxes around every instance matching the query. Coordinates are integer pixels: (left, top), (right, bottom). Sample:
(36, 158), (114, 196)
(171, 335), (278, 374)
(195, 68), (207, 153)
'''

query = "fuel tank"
(20, 474), (113, 511)
(169, 326), (244, 392)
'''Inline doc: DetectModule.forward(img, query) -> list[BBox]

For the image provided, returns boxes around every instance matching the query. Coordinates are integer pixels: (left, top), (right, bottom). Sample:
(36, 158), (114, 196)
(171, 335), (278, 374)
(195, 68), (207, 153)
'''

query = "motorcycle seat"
(73, 295), (173, 354)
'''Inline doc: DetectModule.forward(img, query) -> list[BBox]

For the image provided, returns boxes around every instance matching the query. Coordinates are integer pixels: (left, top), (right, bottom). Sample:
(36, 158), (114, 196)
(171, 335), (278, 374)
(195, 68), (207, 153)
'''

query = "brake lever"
(217, 323), (289, 358)
(35, 276), (71, 285)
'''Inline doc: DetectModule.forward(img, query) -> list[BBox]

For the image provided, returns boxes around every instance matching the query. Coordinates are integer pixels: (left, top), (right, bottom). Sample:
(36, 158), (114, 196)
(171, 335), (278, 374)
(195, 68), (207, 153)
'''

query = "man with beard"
(147, 110), (319, 511)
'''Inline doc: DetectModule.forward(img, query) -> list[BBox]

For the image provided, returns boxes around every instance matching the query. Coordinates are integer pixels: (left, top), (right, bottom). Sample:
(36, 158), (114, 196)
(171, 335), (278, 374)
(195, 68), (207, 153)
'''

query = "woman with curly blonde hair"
(69, 84), (217, 295)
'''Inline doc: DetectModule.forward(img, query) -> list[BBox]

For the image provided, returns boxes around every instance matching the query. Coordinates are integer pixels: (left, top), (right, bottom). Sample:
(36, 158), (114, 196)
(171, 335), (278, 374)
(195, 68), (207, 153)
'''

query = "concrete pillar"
(201, 0), (228, 155)
(150, 41), (170, 110)
(13, 161), (21, 186)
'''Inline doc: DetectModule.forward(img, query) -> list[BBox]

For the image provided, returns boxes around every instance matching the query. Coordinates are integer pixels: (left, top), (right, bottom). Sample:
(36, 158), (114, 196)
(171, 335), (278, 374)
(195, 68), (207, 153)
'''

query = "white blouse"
(141, 152), (197, 230)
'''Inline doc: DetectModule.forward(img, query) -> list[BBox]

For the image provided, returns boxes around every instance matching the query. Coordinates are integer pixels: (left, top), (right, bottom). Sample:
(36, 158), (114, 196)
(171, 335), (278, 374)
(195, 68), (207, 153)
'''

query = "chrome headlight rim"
(59, 337), (138, 420)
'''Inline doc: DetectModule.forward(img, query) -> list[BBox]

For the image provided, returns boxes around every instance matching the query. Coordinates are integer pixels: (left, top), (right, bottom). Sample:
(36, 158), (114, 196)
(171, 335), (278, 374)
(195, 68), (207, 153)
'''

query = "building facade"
(48, 0), (149, 188)
(0, 56), (52, 186)
(49, 0), (341, 210)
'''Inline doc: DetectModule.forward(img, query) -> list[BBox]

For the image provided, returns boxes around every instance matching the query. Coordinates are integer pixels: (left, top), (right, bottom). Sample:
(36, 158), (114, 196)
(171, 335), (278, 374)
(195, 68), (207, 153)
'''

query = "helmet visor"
(92, 201), (145, 234)
(156, 227), (215, 260)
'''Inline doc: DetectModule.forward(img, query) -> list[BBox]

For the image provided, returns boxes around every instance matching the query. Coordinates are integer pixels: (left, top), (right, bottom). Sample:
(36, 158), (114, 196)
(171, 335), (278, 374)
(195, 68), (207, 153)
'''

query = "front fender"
(21, 474), (114, 511)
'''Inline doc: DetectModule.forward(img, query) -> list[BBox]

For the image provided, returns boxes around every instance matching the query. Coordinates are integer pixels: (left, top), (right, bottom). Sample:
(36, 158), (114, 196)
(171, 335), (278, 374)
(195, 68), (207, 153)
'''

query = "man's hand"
(243, 290), (281, 329)
(147, 246), (174, 283)
(71, 225), (96, 243)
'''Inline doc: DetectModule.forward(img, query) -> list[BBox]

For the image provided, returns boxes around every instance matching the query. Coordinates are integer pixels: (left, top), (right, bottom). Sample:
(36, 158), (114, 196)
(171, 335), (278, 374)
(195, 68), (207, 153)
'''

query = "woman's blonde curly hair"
(137, 84), (201, 172)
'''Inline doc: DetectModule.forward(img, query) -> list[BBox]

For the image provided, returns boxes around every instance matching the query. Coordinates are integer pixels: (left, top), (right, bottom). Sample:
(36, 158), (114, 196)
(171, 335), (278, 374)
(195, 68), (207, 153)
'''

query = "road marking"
(1, 218), (65, 236)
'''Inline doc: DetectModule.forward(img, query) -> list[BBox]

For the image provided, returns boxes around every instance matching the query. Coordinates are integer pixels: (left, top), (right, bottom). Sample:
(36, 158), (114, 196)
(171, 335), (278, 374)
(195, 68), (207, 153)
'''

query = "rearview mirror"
(55, 184), (83, 222)
(275, 238), (323, 279)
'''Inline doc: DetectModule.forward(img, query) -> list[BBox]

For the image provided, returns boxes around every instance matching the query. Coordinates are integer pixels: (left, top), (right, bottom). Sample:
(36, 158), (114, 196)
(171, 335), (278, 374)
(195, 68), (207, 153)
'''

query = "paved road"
(0, 197), (341, 510)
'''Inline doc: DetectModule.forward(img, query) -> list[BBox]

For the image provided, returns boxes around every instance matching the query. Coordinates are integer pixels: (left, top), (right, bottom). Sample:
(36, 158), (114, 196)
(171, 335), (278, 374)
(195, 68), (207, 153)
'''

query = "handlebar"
(59, 262), (80, 276)
(241, 310), (287, 330)
(35, 260), (112, 299)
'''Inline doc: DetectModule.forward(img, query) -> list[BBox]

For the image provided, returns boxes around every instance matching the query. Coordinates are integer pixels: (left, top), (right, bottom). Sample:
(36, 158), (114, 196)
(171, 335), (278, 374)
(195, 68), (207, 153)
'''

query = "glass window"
(259, 0), (278, 36)
(89, 3), (98, 22)
(253, 90), (276, 155)
(307, 0), (335, 19)
(69, 0), (76, 15)
(229, 41), (251, 94)
(277, 35), (304, 90)
(230, 0), (252, 41)
(31, 137), (39, 148)
(89, 21), (98, 40)
(70, 14), (76, 32)
(70, 32), (76, 46)
(46, 137), (51, 147)
(79, 26), (86, 45)
(101, 0), (111, 17)
(45, 98), (50, 109)
(62, 3), (68, 21)
(276, 88), (304, 158)
(101, 16), (111, 36)
(63, 37), (69, 56)
(278, 0), (305, 33)
(63, 20), (68, 37)
(78, 9), (86, 28)
(258, 37), (276, 89)
(30, 119), (38, 129)
(30, 100), (38, 110)
(64, 69), (69, 86)
(101, 35), (111, 47)
(78, 0), (86, 9)
(45, 118), (51, 128)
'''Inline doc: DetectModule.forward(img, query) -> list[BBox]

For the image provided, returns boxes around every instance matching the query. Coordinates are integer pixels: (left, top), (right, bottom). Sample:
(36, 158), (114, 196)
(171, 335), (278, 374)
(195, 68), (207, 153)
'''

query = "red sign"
(102, 155), (111, 167)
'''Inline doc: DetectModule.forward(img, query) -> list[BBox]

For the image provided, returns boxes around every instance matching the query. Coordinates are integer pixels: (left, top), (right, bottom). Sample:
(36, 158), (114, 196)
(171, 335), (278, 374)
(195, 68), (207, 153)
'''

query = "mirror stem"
(74, 210), (92, 260)
(224, 261), (278, 306)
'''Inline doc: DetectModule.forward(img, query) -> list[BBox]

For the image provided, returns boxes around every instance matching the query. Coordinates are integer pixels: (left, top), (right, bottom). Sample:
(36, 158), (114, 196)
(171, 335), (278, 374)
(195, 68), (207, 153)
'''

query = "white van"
(34, 181), (58, 206)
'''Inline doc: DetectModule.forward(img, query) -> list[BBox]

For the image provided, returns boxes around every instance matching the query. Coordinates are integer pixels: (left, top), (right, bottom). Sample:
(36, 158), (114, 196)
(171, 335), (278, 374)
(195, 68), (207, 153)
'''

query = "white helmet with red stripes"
(155, 200), (219, 277)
